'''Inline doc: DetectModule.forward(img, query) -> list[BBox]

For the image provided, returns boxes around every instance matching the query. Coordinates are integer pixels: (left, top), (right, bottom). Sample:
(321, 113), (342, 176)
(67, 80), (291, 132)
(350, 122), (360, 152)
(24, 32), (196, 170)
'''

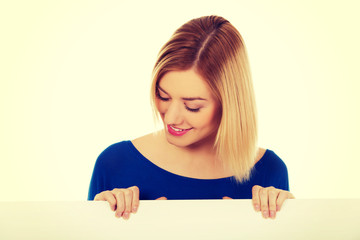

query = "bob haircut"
(150, 15), (258, 183)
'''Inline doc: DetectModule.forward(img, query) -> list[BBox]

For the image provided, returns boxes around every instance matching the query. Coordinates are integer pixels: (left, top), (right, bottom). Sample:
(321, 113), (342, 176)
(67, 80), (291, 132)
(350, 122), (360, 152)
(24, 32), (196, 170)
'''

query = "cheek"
(156, 100), (166, 118)
(203, 107), (221, 128)
(191, 110), (218, 128)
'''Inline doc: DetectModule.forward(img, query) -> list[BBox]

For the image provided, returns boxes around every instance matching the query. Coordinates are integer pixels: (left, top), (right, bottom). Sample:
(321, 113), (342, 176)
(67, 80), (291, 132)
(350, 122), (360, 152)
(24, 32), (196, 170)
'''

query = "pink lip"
(167, 125), (192, 136)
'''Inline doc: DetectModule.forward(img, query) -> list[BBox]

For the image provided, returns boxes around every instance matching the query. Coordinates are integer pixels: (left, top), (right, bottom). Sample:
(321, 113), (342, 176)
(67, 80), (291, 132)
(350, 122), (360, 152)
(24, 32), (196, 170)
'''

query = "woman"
(88, 15), (294, 220)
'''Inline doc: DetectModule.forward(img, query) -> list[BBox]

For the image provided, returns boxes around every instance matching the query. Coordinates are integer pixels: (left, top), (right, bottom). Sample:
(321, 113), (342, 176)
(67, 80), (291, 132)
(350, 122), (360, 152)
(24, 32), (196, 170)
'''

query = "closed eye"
(185, 105), (200, 112)
(156, 87), (201, 112)
(156, 88), (170, 101)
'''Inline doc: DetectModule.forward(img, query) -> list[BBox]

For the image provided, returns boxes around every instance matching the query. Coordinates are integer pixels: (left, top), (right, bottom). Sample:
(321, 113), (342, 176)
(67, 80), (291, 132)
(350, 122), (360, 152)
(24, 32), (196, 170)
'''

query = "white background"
(1, 0), (359, 200)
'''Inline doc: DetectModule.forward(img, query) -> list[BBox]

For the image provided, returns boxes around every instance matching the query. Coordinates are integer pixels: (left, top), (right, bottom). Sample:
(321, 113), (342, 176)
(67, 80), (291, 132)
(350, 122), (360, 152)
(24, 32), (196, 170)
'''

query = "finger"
(122, 189), (133, 220)
(289, 192), (295, 199)
(95, 191), (117, 211)
(268, 187), (279, 219)
(156, 196), (167, 200)
(114, 190), (125, 218)
(276, 191), (292, 211)
(252, 185), (261, 212)
(223, 196), (232, 200)
(259, 187), (269, 219)
(130, 186), (140, 213)
(94, 193), (103, 201)
(105, 191), (118, 211)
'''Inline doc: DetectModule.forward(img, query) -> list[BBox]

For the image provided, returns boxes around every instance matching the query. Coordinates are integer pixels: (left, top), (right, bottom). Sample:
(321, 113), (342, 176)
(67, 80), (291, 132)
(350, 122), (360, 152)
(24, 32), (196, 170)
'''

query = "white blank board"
(0, 199), (359, 240)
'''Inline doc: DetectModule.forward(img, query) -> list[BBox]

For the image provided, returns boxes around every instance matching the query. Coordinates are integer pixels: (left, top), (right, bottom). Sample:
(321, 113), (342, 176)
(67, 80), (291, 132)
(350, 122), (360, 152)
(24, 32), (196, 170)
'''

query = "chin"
(164, 134), (191, 148)
(164, 130), (216, 149)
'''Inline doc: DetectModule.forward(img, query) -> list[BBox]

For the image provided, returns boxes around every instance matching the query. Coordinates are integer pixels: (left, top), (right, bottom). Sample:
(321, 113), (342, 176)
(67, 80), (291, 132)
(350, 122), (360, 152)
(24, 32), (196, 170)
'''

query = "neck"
(160, 130), (219, 165)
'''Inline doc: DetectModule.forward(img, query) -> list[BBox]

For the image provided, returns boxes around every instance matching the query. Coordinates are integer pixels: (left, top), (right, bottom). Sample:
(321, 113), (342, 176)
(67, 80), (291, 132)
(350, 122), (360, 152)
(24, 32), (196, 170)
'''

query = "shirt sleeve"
(271, 154), (290, 191)
(263, 151), (290, 192)
(276, 162), (289, 191)
(87, 144), (118, 200)
(87, 154), (106, 200)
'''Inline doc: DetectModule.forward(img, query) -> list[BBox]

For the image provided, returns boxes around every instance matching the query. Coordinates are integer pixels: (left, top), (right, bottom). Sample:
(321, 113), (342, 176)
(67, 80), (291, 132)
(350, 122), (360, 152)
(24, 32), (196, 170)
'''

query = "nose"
(164, 101), (184, 125)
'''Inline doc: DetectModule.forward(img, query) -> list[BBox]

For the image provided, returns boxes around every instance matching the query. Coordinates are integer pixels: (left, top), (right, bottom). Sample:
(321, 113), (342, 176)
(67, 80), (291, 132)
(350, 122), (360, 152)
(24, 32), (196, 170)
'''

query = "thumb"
(223, 196), (233, 200)
(156, 196), (168, 200)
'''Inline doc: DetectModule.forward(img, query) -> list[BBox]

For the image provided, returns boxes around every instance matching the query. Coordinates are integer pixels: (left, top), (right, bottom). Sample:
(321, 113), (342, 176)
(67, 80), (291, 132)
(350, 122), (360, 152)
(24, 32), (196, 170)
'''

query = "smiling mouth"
(169, 125), (192, 132)
(167, 125), (192, 136)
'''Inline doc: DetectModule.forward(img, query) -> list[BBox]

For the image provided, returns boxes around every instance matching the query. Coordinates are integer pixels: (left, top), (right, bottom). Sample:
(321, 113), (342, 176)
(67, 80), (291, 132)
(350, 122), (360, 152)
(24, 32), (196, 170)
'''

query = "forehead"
(158, 69), (213, 98)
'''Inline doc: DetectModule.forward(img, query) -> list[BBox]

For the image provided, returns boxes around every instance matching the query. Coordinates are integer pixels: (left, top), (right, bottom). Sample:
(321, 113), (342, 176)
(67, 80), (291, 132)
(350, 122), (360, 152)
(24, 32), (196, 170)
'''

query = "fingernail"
(263, 210), (269, 219)
(132, 207), (137, 213)
(276, 205), (281, 211)
(116, 212), (122, 218)
(254, 204), (260, 211)
(123, 212), (129, 220)
(270, 210), (275, 219)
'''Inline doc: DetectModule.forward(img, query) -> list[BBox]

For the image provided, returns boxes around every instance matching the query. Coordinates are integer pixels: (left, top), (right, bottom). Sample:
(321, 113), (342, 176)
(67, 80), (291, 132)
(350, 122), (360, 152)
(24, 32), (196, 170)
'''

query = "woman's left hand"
(223, 185), (294, 219)
(251, 185), (295, 219)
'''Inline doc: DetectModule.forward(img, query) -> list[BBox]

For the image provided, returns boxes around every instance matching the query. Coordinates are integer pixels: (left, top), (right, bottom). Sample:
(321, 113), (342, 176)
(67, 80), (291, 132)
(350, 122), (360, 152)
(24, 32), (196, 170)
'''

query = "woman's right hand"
(94, 186), (140, 220)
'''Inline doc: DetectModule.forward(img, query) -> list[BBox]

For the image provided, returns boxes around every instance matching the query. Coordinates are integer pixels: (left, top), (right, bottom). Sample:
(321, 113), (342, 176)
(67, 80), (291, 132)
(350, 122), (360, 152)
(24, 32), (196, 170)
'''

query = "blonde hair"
(150, 16), (258, 183)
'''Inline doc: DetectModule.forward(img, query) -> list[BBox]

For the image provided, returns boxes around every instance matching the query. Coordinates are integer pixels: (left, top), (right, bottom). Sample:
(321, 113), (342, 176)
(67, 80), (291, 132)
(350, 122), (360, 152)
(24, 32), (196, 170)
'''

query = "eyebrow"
(157, 85), (208, 101)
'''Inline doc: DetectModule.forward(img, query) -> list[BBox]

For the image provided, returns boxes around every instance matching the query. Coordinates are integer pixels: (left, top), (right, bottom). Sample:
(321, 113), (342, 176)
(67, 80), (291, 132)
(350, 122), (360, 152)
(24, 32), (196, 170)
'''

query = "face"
(155, 69), (221, 148)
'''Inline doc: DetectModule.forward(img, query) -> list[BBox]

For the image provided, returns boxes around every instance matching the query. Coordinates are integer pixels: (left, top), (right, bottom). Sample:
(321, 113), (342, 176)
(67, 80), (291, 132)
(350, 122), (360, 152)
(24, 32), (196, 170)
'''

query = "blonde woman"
(88, 15), (294, 220)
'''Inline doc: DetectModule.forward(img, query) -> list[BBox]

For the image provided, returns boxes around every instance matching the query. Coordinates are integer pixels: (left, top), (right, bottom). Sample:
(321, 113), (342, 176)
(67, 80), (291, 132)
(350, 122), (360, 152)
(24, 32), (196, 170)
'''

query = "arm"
(87, 143), (140, 220)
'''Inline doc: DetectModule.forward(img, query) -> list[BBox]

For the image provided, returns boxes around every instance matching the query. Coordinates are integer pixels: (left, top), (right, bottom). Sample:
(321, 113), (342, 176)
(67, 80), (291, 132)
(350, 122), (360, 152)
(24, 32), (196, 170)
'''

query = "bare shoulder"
(132, 132), (159, 149)
(131, 131), (164, 161)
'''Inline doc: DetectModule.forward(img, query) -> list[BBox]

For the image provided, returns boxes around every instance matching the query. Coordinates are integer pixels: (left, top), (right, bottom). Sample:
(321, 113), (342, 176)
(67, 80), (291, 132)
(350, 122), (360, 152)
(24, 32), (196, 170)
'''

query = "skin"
(156, 69), (221, 152)
(94, 69), (295, 220)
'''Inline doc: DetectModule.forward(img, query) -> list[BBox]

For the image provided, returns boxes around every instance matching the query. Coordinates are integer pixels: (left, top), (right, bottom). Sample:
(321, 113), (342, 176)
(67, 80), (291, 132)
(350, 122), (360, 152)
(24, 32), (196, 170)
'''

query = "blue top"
(88, 141), (289, 200)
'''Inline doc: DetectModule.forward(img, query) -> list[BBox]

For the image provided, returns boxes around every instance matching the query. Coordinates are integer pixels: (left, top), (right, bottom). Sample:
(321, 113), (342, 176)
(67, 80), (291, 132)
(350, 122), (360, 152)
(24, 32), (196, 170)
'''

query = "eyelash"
(156, 91), (201, 113)
(185, 106), (200, 112)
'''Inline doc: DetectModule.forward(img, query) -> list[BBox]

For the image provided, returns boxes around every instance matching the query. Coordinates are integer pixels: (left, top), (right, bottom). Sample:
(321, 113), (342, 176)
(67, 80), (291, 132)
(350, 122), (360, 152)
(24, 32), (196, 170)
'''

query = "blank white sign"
(0, 199), (359, 239)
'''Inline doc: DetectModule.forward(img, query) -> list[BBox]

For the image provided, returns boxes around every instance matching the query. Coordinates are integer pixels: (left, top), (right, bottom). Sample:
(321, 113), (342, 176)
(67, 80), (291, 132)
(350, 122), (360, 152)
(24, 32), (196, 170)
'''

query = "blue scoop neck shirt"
(88, 141), (289, 200)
